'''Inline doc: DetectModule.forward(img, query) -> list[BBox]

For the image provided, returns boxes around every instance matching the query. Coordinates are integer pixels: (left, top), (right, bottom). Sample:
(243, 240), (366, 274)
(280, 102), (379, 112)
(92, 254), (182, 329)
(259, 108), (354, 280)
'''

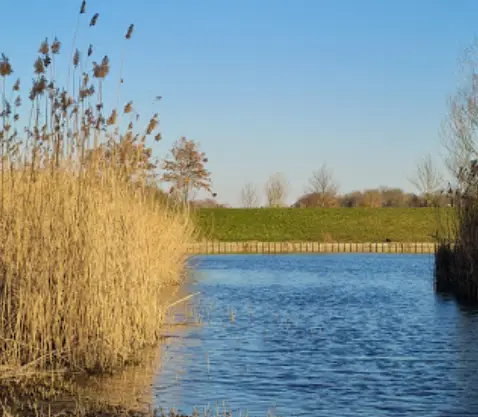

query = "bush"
(435, 165), (478, 302)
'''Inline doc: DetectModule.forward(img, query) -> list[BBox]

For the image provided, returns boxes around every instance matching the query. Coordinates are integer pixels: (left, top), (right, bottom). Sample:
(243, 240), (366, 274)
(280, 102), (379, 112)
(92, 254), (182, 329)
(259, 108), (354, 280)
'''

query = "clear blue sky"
(1, 0), (477, 206)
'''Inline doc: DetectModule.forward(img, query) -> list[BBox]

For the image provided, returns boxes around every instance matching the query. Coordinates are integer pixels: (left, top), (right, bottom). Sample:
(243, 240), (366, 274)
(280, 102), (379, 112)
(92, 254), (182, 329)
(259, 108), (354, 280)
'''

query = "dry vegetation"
(435, 42), (478, 303)
(435, 163), (478, 302)
(0, 1), (193, 415)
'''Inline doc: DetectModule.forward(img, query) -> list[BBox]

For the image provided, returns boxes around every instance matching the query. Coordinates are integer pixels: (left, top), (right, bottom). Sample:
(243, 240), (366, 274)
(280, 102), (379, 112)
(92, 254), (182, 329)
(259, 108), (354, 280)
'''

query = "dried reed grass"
(0, 169), (192, 373)
(0, 0), (193, 382)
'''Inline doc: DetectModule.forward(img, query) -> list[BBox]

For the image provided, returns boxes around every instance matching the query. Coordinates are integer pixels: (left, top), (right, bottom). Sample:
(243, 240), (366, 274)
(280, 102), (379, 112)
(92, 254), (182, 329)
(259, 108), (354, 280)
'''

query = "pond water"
(152, 254), (478, 417)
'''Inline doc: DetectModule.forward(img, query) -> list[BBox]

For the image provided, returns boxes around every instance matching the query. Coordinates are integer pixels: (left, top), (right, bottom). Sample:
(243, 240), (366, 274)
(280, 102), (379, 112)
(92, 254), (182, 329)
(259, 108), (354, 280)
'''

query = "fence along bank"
(187, 241), (438, 254)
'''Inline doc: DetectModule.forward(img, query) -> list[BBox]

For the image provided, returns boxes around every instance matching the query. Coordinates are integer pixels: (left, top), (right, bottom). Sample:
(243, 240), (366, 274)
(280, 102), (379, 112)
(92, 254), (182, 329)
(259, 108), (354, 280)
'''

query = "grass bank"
(194, 207), (447, 242)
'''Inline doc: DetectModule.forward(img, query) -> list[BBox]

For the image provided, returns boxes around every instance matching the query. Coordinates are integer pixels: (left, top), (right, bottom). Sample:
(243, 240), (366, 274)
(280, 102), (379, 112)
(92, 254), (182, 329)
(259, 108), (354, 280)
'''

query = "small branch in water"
(166, 292), (200, 310)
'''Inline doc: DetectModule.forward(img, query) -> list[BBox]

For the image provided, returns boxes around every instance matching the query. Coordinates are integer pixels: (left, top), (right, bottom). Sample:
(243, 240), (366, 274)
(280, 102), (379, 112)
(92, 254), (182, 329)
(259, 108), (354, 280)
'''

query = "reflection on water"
(73, 346), (161, 412)
(19, 285), (197, 416)
(454, 300), (478, 416)
(152, 254), (478, 417)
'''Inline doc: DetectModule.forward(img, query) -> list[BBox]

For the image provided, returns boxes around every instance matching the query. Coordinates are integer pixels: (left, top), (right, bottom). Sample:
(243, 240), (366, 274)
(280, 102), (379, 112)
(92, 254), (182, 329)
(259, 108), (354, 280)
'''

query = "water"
(152, 254), (478, 417)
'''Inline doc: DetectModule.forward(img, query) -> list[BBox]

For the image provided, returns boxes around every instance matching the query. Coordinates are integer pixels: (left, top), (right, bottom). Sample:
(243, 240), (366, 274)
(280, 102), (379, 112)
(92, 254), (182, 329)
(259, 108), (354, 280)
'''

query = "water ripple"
(153, 254), (478, 417)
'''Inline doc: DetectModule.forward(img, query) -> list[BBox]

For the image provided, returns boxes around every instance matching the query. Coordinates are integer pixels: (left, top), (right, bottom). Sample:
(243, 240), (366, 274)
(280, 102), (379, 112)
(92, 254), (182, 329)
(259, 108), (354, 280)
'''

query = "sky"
(1, 0), (478, 206)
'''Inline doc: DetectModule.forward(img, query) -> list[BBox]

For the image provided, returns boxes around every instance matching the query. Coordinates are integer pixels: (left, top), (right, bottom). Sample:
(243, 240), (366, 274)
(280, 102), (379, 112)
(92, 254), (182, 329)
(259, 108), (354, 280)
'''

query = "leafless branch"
(240, 182), (259, 208)
(441, 40), (478, 187)
(265, 173), (287, 207)
(409, 154), (443, 206)
(307, 163), (339, 207)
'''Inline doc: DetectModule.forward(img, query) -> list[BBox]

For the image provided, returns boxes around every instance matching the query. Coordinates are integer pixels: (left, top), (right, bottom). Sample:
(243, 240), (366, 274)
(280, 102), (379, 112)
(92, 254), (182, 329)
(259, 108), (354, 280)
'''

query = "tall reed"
(435, 162), (478, 302)
(0, 1), (192, 377)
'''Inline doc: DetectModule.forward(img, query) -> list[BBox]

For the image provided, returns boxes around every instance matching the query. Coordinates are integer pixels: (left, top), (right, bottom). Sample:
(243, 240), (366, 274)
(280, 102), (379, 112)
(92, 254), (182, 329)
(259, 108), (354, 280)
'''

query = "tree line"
(238, 156), (447, 208)
(150, 136), (448, 209)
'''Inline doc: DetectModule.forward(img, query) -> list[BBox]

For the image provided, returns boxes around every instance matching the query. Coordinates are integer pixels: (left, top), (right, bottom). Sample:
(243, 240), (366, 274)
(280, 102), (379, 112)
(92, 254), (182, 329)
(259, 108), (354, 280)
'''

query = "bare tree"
(441, 41), (478, 187)
(161, 137), (215, 205)
(240, 182), (259, 208)
(409, 154), (443, 206)
(307, 163), (339, 207)
(379, 186), (407, 208)
(265, 173), (287, 207)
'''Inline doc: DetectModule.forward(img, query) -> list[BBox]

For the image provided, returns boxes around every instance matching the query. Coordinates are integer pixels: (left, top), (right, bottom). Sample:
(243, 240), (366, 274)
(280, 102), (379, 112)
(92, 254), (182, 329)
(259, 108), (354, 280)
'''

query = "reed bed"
(0, 2), (192, 412)
(435, 162), (478, 302)
(0, 169), (191, 373)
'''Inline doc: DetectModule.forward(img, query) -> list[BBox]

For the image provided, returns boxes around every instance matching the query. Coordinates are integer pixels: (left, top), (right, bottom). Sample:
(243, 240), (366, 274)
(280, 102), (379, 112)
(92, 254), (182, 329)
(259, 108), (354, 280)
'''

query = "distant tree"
(340, 191), (362, 207)
(161, 137), (215, 205)
(294, 192), (339, 208)
(339, 187), (409, 208)
(406, 193), (425, 207)
(409, 154), (443, 206)
(307, 163), (339, 207)
(240, 182), (259, 208)
(265, 173), (287, 207)
(360, 189), (382, 208)
(379, 186), (407, 207)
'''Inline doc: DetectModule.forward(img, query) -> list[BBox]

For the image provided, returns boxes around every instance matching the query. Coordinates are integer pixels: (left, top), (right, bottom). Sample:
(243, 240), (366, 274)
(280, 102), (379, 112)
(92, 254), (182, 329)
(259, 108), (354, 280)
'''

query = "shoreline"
(187, 241), (439, 255)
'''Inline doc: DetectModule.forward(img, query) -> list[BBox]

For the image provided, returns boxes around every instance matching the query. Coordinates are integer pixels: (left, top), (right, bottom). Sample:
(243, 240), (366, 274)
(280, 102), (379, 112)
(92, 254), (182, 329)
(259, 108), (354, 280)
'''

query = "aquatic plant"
(435, 161), (478, 302)
(0, 0), (192, 389)
(434, 41), (478, 303)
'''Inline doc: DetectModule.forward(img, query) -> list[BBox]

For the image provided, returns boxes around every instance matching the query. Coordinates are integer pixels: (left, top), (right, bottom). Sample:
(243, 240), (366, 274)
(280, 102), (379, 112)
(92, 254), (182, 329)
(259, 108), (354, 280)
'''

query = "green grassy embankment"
(194, 208), (451, 242)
